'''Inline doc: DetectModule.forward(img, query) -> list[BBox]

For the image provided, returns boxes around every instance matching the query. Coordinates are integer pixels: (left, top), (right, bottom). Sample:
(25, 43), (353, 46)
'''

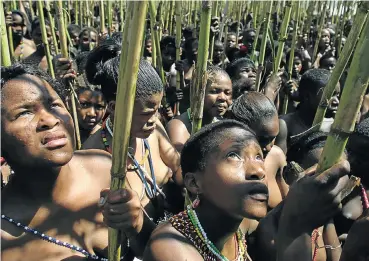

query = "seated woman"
(166, 66), (233, 154)
(227, 92), (288, 210)
(82, 34), (181, 236)
(143, 120), (351, 261)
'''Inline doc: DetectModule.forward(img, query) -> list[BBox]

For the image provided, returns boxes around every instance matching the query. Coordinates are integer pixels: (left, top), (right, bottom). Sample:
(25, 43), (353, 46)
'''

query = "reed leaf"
(108, 1), (148, 261)
(1, 2), (11, 66)
(313, 1), (369, 128)
(316, 17), (369, 175)
(191, 0), (212, 134)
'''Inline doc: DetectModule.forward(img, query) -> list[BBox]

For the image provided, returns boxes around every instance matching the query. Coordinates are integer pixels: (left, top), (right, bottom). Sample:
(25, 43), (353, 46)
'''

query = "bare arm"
(275, 119), (288, 155)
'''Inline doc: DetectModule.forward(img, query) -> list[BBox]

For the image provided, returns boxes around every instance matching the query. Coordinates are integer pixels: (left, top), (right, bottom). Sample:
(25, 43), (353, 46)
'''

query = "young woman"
(1, 64), (115, 261)
(82, 34), (182, 241)
(166, 66), (233, 153)
(142, 120), (351, 261)
(228, 92), (288, 210)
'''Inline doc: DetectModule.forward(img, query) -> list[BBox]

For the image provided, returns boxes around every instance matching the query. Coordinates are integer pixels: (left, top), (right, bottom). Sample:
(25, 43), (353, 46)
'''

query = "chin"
(241, 199), (268, 220)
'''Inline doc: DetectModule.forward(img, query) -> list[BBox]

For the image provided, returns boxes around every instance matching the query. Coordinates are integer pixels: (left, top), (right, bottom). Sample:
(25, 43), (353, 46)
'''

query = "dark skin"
(243, 31), (256, 54)
(144, 128), (268, 261)
(320, 57), (337, 73)
(0, 74), (119, 261)
(277, 83), (340, 151)
(76, 89), (106, 144)
(213, 42), (224, 66)
(79, 30), (98, 52)
(5, 12), (36, 60)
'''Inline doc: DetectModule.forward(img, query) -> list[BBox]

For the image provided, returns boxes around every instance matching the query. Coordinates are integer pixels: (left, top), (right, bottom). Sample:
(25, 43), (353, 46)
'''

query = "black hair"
(85, 34), (163, 102)
(243, 28), (256, 38)
(355, 117), (369, 139)
(67, 24), (81, 35)
(287, 130), (329, 163)
(226, 58), (256, 79)
(31, 17), (51, 33)
(181, 119), (257, 175)
(207, 65), (230, 83)
(231, 92), (277, 126)
(1, 63), (67, 101)
(320, 52), (336, 65)
(11, 10), (27, 25)
(227, 31), (237, 38)
(74, 51), (102, 93)
(160, 36), (175, 51)
(299, 68), (330, 99)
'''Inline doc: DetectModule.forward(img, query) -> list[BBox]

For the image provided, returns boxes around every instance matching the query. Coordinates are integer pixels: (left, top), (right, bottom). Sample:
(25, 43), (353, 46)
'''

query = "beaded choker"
(1, 214), (128, 261)
(169, 206), (248, 261)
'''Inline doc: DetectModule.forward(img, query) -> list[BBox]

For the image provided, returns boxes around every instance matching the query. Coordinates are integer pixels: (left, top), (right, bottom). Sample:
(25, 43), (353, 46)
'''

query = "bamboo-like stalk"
(221, 19), (228, 69)
(148, 1), (157, 68)
(235, 0), (242, 46)
(191, 1), (212, 134)
(37, 1), (55, 79)
(175, 0), (182, 115)
(218, 0), (229, 41)
(255, 0), (273, 92)
(7, 26), (15, 60)
(79, 0), (83, 26)
(45, 1), (59, 55)
(193, 0), (198, 34)
(313, 1), (369, 128)
(1, 2), (11, 66)
(108, 2), (148, 261)
(316, 17), (369, 176)
(338, 1), (350, 57)
(303, 0), (315, 36)
(29, 0), (35, 20)
(100, 0), (105, 36)
(282, 1), (300, 115)
(312, 1), (328, 61)
(107, 1), (112, 36)
(168, 1), (174, 36)
(74, 0), (78, 25)
(273, 1), (292, 73)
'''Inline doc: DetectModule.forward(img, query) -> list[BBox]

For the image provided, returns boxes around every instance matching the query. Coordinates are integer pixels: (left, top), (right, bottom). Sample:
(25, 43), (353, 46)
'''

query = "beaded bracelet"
(316, 242), (342, 250)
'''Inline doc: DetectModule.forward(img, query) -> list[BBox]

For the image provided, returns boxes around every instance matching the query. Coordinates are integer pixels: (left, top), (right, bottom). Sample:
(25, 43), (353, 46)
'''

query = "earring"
(192, 193), (200, 208)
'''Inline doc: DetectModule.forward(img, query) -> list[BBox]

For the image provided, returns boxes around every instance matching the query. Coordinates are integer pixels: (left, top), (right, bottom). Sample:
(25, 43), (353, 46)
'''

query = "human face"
(144, 40), (152, 57)
(32, 25), (52, 46)
(348, 134), (369, 186)
(186, 42), (198, 63)
(77, 89), (106, 131)
(243, 31), (256, 52)
(237, 64), (257, 87)
(11, 13), (26, 39)
(319, 29), (331, 50)
(162, 47), (176, 70)
(204, 74), (232, 118)
(79, 30), (98, 51)
(70, 31), (80, 48)
(320, 57), (336, 72)
(131, 92), (163, 139)
(1, 75), (75, 168)
(289, 57), (302, 78)
(250, 114), (279, 158)
(198, 128), (268, 220)
(227, 34), (236, 48)
(326, 83), (340, 118)
(213, 43), (224, 64)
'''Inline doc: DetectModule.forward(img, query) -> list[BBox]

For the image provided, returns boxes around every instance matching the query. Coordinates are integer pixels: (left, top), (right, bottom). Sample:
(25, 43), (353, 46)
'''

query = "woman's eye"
(256, 154), (263, 161)
(51, 102), (63, 109)
(227, 152), (242, 160)
(80, 103), (89, 108)
(15, 110), (31, 118)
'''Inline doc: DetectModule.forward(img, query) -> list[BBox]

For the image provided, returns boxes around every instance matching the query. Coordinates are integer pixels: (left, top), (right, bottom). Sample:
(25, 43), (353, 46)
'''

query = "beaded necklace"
(1, 214), (128, 261)
(19, 39), (24, 60)
(169, 206), (249, 261)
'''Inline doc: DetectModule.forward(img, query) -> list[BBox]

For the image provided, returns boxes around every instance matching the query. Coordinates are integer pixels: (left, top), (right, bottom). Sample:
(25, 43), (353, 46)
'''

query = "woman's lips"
(42, 131), (68, 149)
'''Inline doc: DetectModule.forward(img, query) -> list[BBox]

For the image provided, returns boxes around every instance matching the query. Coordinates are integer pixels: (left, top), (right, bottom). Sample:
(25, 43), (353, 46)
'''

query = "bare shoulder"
(144, 222), (200, 261)
(166, 113), (191, 137)
(73, 149), (112, 180)
(269, 146), (287, 166)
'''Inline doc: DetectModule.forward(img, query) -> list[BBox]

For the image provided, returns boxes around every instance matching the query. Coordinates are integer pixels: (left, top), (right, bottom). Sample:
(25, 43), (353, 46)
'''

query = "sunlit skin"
(318, 29), (331, 52)
(10, 13), (36, 60)
(144, 127), (268, 261)
(1, 74), (113, 261)
(76, 89), (106, 143)
(213, 42), (224, 65)
(226, 34), (237, 49)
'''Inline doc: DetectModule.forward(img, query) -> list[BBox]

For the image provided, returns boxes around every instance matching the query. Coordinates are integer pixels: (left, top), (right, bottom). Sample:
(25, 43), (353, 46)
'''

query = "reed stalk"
(273, 1), (292, 73)
(235, 0), (242, 46)
(1, 2), (11, 66)
(148, 1), (157, 68)
(175, 0), (182, 115)
(168, 1), (174, 36)
(100, 0), (105, 36)
(37, 1), (55, 79)
(316, 17), (369, 175)
(282, 1), (300, 115)
(107, 1), (112, 36)
(221, 19), (228, 69)
(218, 0), (229, 41)
(191, 0), (212, 134)
(313, 1), (369, 127)
(45, 1), (59, 55)
(312, 1), (328, 61)
(108, 2), (148, 261)
(303, 0), (314, 36)
(255, 0), (273, 92)
(337, 1), (350, 57)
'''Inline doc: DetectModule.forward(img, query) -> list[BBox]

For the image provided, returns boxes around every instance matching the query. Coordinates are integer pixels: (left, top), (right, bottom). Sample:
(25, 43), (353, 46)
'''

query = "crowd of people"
(1, 1), (369, 261)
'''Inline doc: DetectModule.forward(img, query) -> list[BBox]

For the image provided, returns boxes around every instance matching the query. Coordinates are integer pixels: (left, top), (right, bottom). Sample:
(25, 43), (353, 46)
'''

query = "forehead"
(12, 13), (23, 23)
(245, 31), (255, 38)
(227, 34), (236, 40)
(216, 127), (259, 151)
(2, 75), (59, 111)
(322, 29), (330, 36)
(209, 73), (232, 88)
(78, 89), (104, 99)
(135, 92), (163, 109)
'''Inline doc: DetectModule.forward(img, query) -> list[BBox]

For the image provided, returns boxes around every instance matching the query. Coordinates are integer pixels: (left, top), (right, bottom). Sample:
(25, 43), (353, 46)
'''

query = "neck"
(195, 201), (242, 251)
(202, 111), (215, 126)
(8, 163), (71, 200)
(297, 104), (316, 126)
(13, 36), (22, 47)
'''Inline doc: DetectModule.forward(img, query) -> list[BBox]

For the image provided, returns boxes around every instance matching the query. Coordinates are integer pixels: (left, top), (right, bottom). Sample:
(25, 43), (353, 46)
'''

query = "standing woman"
(82, 34), (182, 250)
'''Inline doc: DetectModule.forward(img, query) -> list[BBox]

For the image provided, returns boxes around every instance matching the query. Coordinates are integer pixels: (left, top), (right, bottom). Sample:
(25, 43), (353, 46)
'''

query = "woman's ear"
(107, 100), (116, 113)
(184, 172), (203, 195)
